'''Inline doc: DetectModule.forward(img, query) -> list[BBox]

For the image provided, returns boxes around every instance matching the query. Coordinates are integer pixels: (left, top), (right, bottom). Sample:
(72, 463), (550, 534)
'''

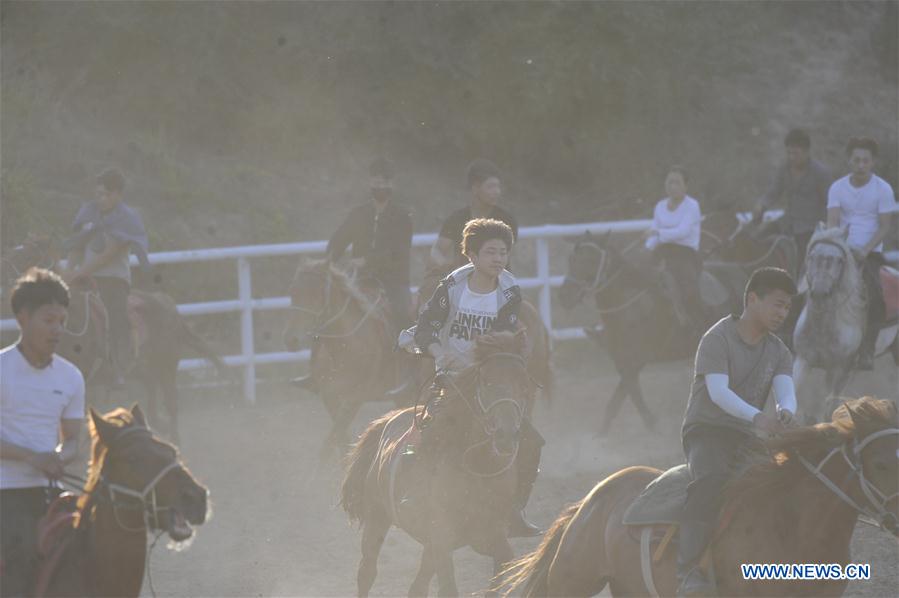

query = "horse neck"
(84, 497), (148, 597)
(592, 260), (651, 311)
(321, 279), (368, 334)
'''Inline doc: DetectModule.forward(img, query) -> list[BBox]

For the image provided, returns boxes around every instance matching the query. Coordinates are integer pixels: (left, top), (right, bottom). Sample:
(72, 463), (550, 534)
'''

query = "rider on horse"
(406, 217), (543, 538)
(0, 269), (85, 597)
(63, 167), (148, 388)
(292, 157), (413, 392)
(645, 166), (706, 337)
(826, 136), (897, 371)
(754, 128), (832, 261)
(677, 267), (798, 597)
(427, 159), (518, 274)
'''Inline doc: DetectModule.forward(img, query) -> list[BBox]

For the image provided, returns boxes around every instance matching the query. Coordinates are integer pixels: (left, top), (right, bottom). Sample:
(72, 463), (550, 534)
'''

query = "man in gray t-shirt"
(677, 268), (798, 597)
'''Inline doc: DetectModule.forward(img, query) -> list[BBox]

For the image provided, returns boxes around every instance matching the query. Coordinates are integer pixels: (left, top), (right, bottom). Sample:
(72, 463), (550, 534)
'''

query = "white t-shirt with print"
(827, 174), (897, 252)
(0, 344), (85, 489)
(442, 283), (499, 370)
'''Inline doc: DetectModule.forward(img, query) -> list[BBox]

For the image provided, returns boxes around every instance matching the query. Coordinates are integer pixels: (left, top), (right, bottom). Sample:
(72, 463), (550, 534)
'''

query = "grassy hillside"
(2, 0), (896, 252)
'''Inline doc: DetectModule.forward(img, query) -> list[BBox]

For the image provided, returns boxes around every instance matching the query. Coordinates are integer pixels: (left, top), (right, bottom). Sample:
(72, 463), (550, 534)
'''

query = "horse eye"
(872, 460), (888, 472)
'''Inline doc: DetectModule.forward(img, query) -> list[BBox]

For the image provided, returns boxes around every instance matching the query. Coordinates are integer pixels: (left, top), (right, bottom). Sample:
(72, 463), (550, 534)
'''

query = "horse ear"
(130, 403), (148, 428)
(840, 224), (850, 240)
(89, 408), (117, 444)
(817, 221), (826, 232)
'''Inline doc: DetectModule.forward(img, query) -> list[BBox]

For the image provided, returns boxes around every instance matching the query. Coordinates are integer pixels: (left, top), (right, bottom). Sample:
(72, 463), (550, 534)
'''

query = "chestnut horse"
(501, 397), (898, 597)
(341, 331), (534, 597)
(40, 405), (208, 597)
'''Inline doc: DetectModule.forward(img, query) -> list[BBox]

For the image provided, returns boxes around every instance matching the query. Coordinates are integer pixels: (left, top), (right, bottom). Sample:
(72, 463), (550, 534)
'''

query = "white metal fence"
(3, 213), (896, 404)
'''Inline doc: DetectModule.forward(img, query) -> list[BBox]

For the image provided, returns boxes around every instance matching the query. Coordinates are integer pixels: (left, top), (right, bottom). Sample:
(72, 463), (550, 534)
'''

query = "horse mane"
(301, 258), (387, 319)
(78, 408), (139, 510)
(449, 330), (529, 396)
(723, 397), (898, 508)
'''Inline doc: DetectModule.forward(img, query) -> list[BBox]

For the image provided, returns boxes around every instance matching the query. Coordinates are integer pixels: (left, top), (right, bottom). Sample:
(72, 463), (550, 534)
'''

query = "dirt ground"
(131, 341), (898, 597)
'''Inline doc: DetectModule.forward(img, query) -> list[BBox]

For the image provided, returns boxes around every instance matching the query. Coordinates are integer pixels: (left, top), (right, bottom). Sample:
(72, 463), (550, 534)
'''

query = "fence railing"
(3, 212), (896, 404)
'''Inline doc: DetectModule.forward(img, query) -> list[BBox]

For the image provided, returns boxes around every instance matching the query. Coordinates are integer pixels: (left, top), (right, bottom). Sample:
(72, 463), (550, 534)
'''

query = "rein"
(567, 241), (651, 314)
(442, 351), (529, 478)
(290, 267), (386, 340)
(797, 427), (899, 534)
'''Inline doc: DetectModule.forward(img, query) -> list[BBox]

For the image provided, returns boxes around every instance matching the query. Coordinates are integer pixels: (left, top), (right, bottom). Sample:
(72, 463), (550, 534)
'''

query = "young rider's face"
(664, 171), (687, 201)
(17, 303), (67, 361)
(470, 239), (509, 278)
(96, 184), (123, 211)
(748, 289), (792, 333)
(473, 177), (502, 207)
(848, 148), (874, 180)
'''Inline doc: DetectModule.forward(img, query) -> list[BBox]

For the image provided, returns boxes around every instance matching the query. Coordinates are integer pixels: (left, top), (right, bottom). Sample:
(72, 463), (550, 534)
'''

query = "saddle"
(33, 493), (80, 597)
(881, 266), (899, 322)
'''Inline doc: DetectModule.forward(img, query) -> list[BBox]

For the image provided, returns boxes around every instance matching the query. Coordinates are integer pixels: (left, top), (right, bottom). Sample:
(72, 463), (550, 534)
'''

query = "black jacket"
(326, 200), (413, 285)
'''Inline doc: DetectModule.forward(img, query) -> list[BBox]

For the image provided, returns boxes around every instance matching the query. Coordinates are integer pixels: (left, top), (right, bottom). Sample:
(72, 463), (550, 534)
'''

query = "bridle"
(289, 267), (385, 339)
(442, 351), (531, 478)
(564, 240), (650, 314)
(798, 427), (899, 535)
(804, 239), (853, 308)
(93, 427), (185, 533)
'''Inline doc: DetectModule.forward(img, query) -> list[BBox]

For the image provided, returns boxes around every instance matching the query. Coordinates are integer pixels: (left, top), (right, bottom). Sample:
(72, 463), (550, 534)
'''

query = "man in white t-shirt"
(1, 268), (85, 597)
(826, 137), (898, 369)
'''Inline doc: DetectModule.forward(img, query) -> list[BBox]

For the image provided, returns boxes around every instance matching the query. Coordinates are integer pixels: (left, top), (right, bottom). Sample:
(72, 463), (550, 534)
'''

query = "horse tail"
(340, 410), (396, 524)
(498, 501), (580, 597)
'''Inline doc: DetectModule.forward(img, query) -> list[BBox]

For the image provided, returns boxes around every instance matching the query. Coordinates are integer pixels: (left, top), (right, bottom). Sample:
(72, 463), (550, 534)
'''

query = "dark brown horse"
(558, 212), (796, 434)
(40, 405), (208, 597)
(341, 330), (534, 597)
(284, 259), (405, 462)
(501, 397), (898, 597)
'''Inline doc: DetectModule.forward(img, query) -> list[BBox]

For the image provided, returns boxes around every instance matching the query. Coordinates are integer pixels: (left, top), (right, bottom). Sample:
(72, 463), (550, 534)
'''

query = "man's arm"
(0, 438), (65, 479)
(428, 237), (457, 270)
(74, 239), (128, 279)
(657, 203), (701, 244)
(860, 212), (893, 258)
(326, 209), (358, 262)
(772, 375), (797, 421)
(58, 419), (81, 465)
(705, 374), (761, 421)
(826, 183), (842, 228)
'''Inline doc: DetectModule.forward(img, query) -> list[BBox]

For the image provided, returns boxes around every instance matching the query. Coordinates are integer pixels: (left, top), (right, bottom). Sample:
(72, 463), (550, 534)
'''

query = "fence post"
(536, 237), (552, 334)
(237, 257), (256, 404)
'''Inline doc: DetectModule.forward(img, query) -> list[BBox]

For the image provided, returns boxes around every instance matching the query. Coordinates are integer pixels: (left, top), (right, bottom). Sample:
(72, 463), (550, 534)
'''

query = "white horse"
(793, 224), (899, 422)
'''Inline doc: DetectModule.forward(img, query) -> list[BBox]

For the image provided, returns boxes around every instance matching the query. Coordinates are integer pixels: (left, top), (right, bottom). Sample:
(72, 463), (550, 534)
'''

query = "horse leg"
(487, 537), (515, 598)
(357, 507), (391, 598)
(598, 376), (628, 436)
(428, 513), (459, 598)
(792, 357), (816, 423)
(408, 544), (436, 598)
(625, 369), (656, 431)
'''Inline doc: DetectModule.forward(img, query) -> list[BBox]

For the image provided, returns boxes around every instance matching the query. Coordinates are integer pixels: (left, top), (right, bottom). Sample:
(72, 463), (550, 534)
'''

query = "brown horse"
(501, 397), (899, 597)
(341, 330), (534, 597)
(284, 259), (404, 462)
(3, 238), (229, 442)
(40, 404), (208, 597)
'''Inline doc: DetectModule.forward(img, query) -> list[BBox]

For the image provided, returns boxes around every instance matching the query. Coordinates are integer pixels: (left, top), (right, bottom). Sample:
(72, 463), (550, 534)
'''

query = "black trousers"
(94, 276), (131, 375)
(860, 252), (887, 357)
(0, 487), (60, 597)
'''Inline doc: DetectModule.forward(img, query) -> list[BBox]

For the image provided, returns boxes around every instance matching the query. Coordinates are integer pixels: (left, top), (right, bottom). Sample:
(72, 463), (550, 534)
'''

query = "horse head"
(87, 404), (208, 543)
(558, 230), (613, 309)
(768, 397), (899, 535)
(804, 225), (860, 301)
(284, 259), (335, 350)
(467, 329), (532, 456)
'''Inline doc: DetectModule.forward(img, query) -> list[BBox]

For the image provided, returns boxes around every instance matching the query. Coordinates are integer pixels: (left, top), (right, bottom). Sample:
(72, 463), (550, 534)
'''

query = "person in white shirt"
(826, 137), (898, 370)
(0, 268), (85, 597)
(645, 166), (705, 334)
